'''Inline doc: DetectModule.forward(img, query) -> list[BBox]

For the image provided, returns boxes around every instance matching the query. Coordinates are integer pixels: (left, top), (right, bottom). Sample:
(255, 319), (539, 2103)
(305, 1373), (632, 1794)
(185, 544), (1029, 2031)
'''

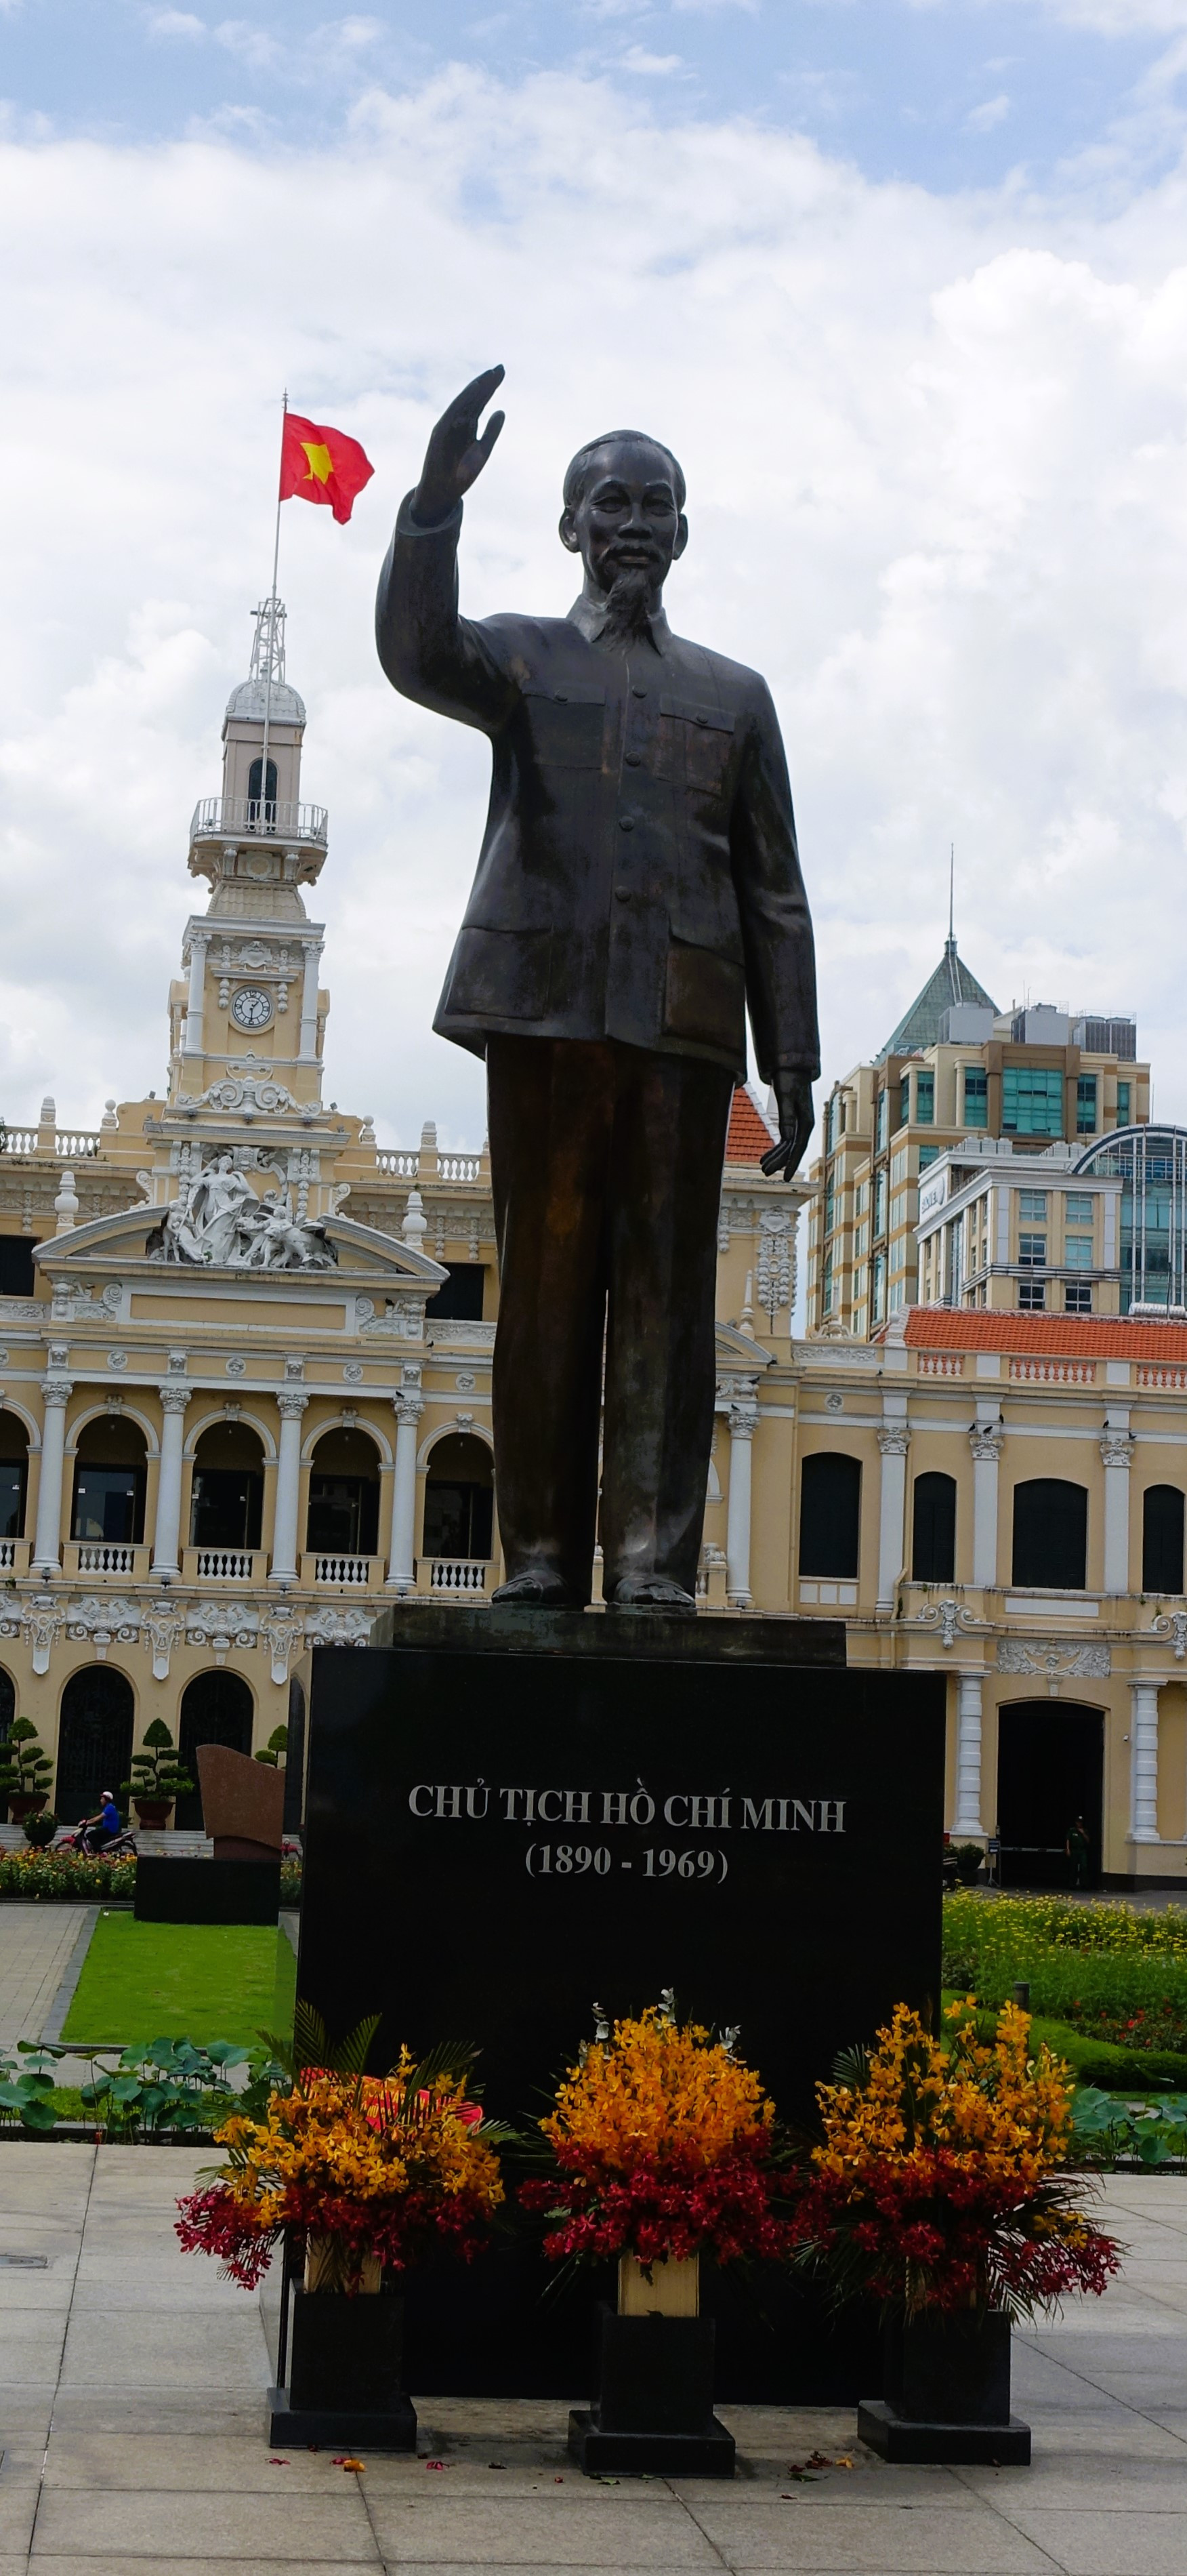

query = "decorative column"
(1100, 1421), (1134, 1596)
(297, 939), (324, 1064)
(725, 1391), (758, 1608)
(271, 1393), (308, 1582)
(969, 1416), (1004, 1591)
(388, 1388), (425, 1591)
(32, 1370), (72, 1574)
(876, 1419), (911, 1609)
(955, 1673), (985, 1838)
(1130, 1679), (1161, 1843)
(152, 1384), (190, 1576)
(183, 931), (209, 1059)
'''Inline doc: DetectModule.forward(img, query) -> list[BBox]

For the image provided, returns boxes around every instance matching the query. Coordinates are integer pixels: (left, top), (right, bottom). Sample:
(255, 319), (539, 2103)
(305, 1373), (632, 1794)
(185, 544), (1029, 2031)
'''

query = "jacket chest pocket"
(522, 683), (607, 771)
(657, 696), (736, 795)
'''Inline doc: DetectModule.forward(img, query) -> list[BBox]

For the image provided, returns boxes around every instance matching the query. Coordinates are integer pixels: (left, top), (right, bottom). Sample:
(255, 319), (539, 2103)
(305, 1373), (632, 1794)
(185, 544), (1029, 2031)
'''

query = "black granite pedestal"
(294, 1604), (945, 2400)
(133, 1856), (280, 1924)
(568, 2303), (736, 2475)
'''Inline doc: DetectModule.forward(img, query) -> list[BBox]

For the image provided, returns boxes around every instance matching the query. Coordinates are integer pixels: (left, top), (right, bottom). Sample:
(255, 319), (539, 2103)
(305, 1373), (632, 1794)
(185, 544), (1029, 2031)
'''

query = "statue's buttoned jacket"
(376, 497), (820, 1084)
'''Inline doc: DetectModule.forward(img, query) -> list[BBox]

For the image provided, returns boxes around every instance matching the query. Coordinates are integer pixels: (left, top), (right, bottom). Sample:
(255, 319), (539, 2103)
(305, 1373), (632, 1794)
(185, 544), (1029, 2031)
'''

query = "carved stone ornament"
(910, 1599), (988, 1650)
(147, 1147), (336, 1272)
(755, 1206), (795, 1323)
(142, 1606), (186, 1680)
(997, 1637), (1112, 1679)
(186, 1602), (259, 1662)
(66, 1597), (142, 1660)
(22, 1594), (68, 1674)
(969, 1422), (1005, 1463)
(258, 1605), (304, 1685)
(1100, 1433), (1136, 1471)
(1152, 1609), (1187, 1660)
(304, 1603), (376, 1649)
(877, 1423), (911, 1458)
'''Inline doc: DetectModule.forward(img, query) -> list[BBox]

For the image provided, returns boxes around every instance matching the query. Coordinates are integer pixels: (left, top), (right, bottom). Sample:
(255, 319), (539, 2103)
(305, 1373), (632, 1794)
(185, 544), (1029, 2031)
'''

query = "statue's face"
(560, 438), (688, 594)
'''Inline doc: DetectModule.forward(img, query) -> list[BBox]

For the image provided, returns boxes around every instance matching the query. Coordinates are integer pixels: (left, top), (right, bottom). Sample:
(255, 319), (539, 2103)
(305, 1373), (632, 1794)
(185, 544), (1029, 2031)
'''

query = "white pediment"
(35, 1202), (446, 1291)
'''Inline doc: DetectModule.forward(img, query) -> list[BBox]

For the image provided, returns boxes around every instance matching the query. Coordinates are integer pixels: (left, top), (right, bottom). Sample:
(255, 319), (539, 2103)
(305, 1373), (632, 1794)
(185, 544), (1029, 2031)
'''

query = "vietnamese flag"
(280, 411), (374, 526)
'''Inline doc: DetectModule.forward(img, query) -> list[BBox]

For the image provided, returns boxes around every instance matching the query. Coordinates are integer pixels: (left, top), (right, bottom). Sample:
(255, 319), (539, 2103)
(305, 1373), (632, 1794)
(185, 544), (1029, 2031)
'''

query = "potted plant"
(791, 1999), (1121, 2463)
(121, 1718), (194, 1828)
(951, 1842), (986, 1887)
(254, 1725), (288, 1768)
(22, 1810), (58, 1850)
(521, 1992), (795, 2478)
(0, 1718), (53, 1823)
(175, 2003), (512, 2449)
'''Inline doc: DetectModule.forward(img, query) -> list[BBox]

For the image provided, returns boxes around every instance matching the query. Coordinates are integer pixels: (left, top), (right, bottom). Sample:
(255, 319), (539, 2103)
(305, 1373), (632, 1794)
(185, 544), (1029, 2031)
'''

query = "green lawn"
(60, 1915), (297, 2047)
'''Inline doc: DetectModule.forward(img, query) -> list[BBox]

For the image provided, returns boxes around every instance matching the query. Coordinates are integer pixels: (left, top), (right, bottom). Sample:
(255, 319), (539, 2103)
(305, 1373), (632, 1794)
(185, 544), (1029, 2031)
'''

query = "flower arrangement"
(175, 2007), (510, 2293)
(520, 1992), (795, 2272)
(791, 1999), (1121, 2322)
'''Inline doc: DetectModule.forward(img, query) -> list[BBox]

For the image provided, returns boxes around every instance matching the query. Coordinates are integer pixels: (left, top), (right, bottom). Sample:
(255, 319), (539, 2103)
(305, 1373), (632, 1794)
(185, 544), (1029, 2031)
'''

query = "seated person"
(81, 1789), (123, 1854)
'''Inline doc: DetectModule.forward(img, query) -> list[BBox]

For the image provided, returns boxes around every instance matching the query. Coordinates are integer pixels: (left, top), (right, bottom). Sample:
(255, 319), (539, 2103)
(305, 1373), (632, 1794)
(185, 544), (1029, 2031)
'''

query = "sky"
(5, 3), (1187, 1149)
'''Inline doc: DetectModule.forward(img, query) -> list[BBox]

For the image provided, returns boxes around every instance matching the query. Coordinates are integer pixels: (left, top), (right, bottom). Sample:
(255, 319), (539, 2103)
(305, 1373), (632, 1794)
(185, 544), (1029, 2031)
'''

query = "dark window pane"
(0, 1462), (25, 1540)
(190, 1469), (263, 1550)
(799, 1453), (861, 1578)
(0, 1239), (39, 1296)
(425, 1263), (486, 1322)
(72, 1466), (144, 1545)
(56, 1669), (135, 1825)
(247, 756), (277, 822)
(307, 1473), (379, 1557)
(1012, 1479), (1087, 1589)
(912, 1473), (956, 1582)
(422, 1479), (493, 1560)
(175, 1671), (253, 1831)
(1143, 1486), (1184, 1594)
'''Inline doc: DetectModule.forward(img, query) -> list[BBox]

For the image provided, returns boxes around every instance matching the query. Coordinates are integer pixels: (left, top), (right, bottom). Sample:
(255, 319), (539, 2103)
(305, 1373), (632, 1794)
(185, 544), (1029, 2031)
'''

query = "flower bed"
(0, 1848), (302, 1902)
(943, 1891), (1187, 2030)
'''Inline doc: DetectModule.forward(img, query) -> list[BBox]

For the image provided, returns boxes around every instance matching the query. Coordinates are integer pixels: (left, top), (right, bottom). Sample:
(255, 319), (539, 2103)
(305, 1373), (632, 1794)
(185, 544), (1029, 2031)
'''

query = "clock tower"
(169, 595), (329, 1119)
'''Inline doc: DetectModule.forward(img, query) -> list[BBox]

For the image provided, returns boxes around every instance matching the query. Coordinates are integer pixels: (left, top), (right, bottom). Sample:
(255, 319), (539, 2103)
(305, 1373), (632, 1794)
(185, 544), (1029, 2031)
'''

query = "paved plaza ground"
(0, 2148), (1180, 2573)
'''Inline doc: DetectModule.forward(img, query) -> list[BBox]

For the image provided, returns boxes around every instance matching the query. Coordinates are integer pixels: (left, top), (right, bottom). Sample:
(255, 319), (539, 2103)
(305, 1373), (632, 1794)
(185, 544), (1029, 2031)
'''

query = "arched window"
(1012, 1479), (1087, 1591)
(71, 1416), (146, 1545)
(423, 1433), (493, 1561)
(247, 756), (277, 823)
(190, 1421), (264, 1551)
(56, 1668), (135, 1824)
(306, 1426), (380, 1559)
(175, 1669), (255, 1832)
(798, 1453), (861, 1580)
(912, 1471), (957, 1583)
(0, 1412), (29, 1541)
(1143, 1485), (1185, 1595)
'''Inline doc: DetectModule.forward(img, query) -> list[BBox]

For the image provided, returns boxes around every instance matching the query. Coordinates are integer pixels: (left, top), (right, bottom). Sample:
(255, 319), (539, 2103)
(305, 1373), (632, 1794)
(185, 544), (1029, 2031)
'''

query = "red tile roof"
(726, 1086), (775, 1164)
(904, 1307), (1187, 1360)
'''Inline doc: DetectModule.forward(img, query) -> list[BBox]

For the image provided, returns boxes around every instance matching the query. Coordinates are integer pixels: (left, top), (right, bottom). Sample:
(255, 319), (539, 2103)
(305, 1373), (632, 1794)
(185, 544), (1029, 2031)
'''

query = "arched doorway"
(56, 1668), (135, 1824)
(175, 1671), (255, 1831)
(190, 1421), (264, 1553)
(423, 1433), (493, 1561)
(306, 1426), (381, 1561)
(997, 1701), (1104, 1889)
(71, 1415), (147, 1547)
(0, 1412), (28, 1542)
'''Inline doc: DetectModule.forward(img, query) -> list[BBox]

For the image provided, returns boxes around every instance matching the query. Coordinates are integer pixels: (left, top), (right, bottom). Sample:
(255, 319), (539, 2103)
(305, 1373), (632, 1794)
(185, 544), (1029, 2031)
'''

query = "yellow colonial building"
(4, 608), (1187, 1893)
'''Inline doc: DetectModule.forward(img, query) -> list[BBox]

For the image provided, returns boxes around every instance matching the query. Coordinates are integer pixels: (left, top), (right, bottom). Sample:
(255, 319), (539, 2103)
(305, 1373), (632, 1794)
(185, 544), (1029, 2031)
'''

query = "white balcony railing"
(73, 1541), (140, 1578)
(0, 1127), (100, 1158)
(190, 796), (327, 846)
(375, 1149), (419, 1177)
(190, 1546), (257, 1582)
(312, 1553), (373, 1587)
(430, 1557), (489, 1594)
(0, 1539), (14, 1570)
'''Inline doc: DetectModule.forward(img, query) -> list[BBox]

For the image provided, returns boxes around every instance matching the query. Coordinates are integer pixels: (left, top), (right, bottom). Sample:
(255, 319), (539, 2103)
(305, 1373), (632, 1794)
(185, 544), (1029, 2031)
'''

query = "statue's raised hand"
(411, 367), (505, 527)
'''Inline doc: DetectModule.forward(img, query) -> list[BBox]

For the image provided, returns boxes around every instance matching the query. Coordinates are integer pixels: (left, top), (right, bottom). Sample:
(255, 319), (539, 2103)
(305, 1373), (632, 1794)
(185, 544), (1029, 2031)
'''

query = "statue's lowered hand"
(760, 1072), (814, 1183)
(411, 366), (506, 527)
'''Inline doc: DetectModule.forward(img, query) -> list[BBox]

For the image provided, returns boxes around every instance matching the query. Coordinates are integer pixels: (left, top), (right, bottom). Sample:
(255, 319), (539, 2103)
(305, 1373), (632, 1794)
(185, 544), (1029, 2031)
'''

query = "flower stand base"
(568, 2303), (735, 2478)
(266, 2287), (417, 2453)
(858, 2312), (1030, 2466)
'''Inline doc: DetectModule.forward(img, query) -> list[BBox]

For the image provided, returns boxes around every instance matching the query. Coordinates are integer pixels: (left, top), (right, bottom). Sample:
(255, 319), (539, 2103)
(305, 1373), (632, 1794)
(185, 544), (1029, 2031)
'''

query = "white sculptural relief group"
(148, 1150), (337, 1271)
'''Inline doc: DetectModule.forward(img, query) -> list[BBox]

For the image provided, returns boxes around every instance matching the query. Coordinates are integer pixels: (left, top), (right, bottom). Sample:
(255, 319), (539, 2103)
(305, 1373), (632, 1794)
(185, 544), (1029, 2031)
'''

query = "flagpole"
(258, 390), (287, 832)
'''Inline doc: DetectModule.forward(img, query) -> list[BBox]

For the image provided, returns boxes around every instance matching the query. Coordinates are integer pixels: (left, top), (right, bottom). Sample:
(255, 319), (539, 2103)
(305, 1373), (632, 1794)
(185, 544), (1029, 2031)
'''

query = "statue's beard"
(600, 567), (654, 645)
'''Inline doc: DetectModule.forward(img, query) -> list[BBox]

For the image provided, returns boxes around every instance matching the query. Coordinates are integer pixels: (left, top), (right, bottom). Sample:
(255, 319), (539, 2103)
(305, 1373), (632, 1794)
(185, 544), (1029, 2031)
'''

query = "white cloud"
(145, 9), (207, 38)
(6, 67), (1187, 1152)
(965, 91), (1011, 130)
(620, 45), (685, 72)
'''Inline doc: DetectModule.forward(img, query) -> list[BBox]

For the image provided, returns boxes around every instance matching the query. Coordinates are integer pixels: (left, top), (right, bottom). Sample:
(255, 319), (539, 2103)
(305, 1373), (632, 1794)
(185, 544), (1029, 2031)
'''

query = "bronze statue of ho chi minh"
(376, 366), (818, 1614)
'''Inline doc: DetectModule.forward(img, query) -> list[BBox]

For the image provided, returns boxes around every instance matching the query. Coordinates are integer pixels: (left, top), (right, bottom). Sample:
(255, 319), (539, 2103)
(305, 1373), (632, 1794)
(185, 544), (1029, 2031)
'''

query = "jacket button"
(625, 752), (642, 767)
(619, 816), (635, 832)
(631, 685), (647, 699)
(615, 887), (630, 903)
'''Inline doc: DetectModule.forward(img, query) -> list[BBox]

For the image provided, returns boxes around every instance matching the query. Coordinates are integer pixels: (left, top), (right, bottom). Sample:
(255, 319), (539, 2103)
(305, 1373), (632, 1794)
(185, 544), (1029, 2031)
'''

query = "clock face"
(230, 986), (272, 1031)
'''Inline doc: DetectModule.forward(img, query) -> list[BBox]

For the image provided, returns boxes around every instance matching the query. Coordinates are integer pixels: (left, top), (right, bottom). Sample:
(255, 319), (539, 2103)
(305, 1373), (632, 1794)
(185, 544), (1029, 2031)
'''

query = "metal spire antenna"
(949, 840), (955, 946)
(253, 391), (288, 830)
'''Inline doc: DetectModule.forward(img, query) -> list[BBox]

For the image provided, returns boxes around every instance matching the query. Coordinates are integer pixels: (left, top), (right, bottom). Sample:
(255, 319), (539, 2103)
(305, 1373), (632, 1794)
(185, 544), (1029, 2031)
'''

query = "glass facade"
(915, 1071), (934, 1124)
(963, 1067), (988, 1127)
(1077, 1075), (1098, 1134)
(1075, 1126), (1187, 1312)
(1003, 1065), (1064, 1137)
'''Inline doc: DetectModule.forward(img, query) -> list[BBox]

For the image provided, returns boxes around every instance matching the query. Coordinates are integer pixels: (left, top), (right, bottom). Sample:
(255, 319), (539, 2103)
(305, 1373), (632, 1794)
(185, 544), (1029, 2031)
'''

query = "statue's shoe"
(606, 1574), (697, 1614)
(491, 1570), (579, 1607)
